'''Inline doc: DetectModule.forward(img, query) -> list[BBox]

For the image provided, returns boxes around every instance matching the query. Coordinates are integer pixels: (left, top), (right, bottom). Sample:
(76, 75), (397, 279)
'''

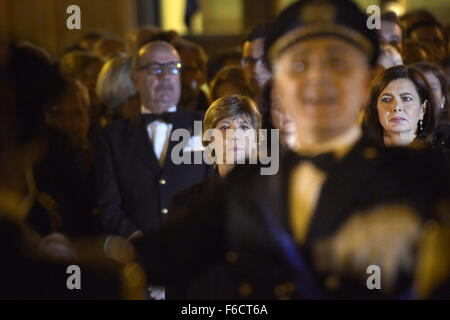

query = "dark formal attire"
(90, 108), (209, 238)
(180, 90), (210, 113)
(168, 167), (236, 299)
(133, 136), (450, 299)
(432, 121), (450, 162)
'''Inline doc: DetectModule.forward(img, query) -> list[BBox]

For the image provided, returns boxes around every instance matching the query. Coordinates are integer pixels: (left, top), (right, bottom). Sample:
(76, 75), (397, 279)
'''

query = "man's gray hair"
(96, 56), (137, 109)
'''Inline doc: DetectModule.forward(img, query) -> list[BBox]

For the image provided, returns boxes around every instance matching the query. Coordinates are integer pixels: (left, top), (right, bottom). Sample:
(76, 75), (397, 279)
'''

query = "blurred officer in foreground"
(131, 0), (450, 299)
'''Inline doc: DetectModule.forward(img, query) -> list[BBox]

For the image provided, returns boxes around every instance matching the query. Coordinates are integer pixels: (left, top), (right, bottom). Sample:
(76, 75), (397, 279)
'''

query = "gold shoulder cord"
(414, 218), (450, 299)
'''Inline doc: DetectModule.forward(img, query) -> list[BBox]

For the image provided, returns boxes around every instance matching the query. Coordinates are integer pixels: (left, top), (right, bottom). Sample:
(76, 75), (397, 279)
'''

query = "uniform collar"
(296, 126), (362, 160)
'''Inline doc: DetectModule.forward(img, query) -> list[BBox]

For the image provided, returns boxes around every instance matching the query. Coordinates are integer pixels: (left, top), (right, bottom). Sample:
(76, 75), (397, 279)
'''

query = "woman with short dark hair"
(168, 94), (261, 299)
(364, 65), (436, 147)
(202, 94), (261, 177)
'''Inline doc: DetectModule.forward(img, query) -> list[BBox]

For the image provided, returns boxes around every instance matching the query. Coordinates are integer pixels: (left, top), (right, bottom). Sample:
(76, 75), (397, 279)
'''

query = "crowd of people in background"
(0, 0), (449, 300)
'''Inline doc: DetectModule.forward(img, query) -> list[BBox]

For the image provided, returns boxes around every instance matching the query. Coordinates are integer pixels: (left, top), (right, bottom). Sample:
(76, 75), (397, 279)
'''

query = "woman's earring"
(419, 119), (423, 132)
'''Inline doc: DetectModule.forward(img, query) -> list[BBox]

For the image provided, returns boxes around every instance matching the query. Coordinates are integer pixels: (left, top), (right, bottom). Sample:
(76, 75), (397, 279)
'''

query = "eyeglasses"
(137, 61), (183, 76)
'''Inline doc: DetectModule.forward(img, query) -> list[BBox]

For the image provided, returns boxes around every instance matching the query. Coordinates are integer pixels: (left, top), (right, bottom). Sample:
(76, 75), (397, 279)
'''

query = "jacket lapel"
(161, 110), (193, 171)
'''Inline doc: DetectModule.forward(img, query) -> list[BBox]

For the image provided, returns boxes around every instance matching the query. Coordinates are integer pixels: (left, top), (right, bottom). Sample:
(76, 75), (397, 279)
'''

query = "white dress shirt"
(141, 105), (177, 166)
(140, 105), (178, 300)
(290, 126), (362, 246)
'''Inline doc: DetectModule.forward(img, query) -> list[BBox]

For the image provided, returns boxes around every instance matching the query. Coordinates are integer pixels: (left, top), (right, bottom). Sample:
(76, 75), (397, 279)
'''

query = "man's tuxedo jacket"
(90, 109), (208, 237)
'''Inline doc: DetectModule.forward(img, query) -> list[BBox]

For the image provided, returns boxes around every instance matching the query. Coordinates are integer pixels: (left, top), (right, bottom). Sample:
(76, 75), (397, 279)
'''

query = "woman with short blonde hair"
(96, 56), (140, 119)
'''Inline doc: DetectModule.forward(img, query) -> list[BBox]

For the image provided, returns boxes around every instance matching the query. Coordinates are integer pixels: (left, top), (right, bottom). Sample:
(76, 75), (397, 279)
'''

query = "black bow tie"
(302, 152), (337, 171)
(142, 112), (175, 125)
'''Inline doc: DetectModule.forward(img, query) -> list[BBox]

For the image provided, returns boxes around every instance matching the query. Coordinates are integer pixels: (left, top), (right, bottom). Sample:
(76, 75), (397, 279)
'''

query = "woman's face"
(214, 115), (257, 164)
(423, 71), (444, 110)
(377, 78), (426, 136)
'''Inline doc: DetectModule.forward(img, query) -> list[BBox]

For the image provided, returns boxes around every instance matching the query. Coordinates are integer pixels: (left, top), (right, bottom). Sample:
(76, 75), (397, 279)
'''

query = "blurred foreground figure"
(0, 42), (144, 299)
(259, 80), (297, 151)
(132, 0), (450, 299)
(59, 51), (107, 132)
(37, 79), (95, 237)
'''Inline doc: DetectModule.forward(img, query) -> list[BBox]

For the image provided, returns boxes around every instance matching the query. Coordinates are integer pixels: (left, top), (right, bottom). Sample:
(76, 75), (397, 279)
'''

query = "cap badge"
(301, 1), (337, 25)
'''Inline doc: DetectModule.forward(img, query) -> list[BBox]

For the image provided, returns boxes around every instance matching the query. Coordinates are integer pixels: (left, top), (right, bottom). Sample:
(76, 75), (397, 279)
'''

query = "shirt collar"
(141, 105), (177, 115)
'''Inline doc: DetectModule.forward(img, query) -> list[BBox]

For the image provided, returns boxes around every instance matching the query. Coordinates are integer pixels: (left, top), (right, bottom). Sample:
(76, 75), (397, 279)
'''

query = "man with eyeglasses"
(242, 23), (273, 101)
(90, 41), (208, 299)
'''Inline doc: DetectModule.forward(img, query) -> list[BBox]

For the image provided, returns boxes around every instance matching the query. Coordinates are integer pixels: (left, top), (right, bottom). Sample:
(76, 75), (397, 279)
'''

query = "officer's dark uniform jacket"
(134, 136), (450, 299)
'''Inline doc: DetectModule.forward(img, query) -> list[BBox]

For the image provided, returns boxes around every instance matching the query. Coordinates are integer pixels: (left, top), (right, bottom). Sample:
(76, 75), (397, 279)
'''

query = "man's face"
(242, 38), (272, 93)
(179, 50), (205, 104)
(273, 37), (372, 141)
(423, 71), (444, 109)
(380, 20), (402, 52)
(132, 44), (182, 113)
(48, 87), (90, 147)
(410, 26), (447, 63)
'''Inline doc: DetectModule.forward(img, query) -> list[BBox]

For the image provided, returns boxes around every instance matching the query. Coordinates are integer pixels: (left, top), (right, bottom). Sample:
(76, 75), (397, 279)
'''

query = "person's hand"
(127, 230), (144, 241)
(39, 232), (77, 260)
(377, 44), (403, 69)
(414, 220), (450, 299)
(148, 286), (165, 300)
(313, 204), (422, 292)
(103, 235), (135, 264)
